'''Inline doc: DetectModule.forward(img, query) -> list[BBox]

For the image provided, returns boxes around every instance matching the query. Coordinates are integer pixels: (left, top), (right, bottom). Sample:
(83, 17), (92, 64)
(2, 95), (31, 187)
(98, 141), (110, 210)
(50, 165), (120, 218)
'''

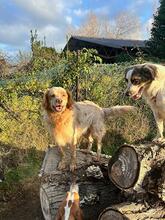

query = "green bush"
(0, 54), (156, 154)
(0, 49), (158, 191)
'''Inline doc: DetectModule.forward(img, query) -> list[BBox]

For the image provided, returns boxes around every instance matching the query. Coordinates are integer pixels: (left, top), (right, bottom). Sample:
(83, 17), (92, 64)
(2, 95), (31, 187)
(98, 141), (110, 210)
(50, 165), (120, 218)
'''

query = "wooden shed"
(63, 36), (147, 63)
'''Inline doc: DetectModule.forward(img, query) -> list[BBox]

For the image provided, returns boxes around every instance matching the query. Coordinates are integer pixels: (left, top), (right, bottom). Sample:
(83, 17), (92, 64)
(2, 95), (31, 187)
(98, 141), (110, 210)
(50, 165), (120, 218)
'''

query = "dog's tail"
(103, 105), (136, 118)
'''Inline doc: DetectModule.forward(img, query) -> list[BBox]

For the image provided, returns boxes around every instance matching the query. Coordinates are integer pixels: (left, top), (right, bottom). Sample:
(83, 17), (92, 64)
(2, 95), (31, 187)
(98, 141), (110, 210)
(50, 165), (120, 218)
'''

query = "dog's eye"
(62, 94), (66, 97)
(132, 79), (140, 85)
(51, 94), (55, 98)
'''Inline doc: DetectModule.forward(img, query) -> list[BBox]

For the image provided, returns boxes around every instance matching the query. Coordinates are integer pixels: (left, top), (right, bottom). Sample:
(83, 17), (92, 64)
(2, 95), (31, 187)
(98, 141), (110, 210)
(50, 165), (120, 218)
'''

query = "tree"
(68, 11), (142, 40)
(147, 0), (165, 58)
(68, 12), (100, 37)
(110, 11), (142, 39)
(30, 30), (60, 72)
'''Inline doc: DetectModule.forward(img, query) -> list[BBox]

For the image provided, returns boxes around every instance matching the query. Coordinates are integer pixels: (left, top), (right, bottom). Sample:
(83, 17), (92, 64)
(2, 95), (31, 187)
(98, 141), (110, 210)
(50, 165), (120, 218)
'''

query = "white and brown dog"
(125, 63), (165, 143)
(55, 184), (83, 220)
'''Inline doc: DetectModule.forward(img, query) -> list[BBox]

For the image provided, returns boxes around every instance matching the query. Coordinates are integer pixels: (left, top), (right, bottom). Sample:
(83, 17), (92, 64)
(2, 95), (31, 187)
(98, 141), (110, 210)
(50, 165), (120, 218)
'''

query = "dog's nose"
(125, 91), (130, 96)
(56, 98), (62, 104)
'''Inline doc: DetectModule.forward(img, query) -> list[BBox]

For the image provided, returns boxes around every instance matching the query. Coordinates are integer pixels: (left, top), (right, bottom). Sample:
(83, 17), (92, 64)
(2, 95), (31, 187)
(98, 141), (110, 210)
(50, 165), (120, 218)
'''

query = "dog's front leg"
(70, 132), (77, 171)
(58, 146), (66, 170)
(96, 140), (102, 161)
(70, 144), (77, 171)
(87, 135), (94, 152)
(153, 113), (165, 143)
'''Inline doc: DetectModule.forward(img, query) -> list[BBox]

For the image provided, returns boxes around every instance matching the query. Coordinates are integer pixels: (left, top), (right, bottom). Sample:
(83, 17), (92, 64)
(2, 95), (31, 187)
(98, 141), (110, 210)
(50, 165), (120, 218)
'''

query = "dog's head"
(125, 63), (157, 100)
(55, 184), (83, 220)
(43, 87), (74, 113)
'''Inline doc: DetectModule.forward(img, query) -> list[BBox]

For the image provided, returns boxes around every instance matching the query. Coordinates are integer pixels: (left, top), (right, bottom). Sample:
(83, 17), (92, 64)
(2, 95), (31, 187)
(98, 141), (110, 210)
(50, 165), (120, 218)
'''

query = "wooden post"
(75, 75), (79, 102)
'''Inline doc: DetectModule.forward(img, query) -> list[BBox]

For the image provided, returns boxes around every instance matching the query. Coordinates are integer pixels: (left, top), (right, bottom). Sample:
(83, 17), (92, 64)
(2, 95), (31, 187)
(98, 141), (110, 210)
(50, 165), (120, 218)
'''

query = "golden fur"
(43, 87), (136, 171)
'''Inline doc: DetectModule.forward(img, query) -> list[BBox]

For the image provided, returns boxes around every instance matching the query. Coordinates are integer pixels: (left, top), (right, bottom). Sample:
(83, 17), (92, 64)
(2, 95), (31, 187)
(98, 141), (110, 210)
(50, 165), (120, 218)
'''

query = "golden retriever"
(125, 63), (165, 143)
(43, 87), (135, 171)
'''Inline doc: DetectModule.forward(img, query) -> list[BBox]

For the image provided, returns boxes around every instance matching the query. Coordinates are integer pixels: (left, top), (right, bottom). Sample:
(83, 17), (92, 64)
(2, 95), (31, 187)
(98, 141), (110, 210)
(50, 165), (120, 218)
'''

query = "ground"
(0, 143), (44, 220)
(0, 177), (44, 220)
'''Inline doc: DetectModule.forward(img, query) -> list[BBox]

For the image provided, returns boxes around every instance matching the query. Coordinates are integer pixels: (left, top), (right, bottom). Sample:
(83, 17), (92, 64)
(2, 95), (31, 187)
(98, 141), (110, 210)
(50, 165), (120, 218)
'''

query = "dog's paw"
(70, 162), (77, 172)
(58, 160), (66, 170)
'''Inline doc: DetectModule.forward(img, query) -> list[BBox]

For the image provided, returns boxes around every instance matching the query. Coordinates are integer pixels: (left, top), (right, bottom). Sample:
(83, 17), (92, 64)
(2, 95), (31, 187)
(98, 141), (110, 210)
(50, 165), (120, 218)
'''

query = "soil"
(0, 177), (44, 220)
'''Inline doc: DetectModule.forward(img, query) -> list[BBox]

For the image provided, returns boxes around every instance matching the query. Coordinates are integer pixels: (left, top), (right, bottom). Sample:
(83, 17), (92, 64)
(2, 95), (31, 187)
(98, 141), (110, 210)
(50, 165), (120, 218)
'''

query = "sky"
(0, 0), (159, 57)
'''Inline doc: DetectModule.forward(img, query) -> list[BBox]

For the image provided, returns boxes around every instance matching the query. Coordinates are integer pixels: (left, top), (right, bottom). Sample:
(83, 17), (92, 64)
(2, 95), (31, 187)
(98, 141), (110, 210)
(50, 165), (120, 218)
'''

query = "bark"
(39, 147), (121, 220)
(40, 143), (165, 220)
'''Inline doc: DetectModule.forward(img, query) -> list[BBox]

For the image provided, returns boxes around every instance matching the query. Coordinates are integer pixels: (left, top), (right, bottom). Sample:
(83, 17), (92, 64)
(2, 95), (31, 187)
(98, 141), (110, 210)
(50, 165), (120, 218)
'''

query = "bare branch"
(0, 101), (21, 121)
(68, 11), (142, 40)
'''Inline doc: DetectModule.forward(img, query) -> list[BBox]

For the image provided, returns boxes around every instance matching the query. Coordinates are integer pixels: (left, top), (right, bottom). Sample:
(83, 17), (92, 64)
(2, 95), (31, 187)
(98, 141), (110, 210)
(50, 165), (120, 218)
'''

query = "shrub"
(0, 54), (155, 155)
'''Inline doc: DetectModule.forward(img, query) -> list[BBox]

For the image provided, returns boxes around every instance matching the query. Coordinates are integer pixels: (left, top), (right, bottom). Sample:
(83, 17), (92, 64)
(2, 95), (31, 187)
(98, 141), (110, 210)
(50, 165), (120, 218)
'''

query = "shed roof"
(64, 36), (146, 50)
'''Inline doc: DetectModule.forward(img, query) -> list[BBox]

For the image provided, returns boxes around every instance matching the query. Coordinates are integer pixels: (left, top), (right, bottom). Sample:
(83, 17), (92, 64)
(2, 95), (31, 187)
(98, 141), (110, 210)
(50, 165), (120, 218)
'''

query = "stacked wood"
(98, 202), (164, 220)
(107, 143), (165, 220)
(39, 147), (121, 220)
(39, 143), (165, 220)
(98, 206), (129, 220)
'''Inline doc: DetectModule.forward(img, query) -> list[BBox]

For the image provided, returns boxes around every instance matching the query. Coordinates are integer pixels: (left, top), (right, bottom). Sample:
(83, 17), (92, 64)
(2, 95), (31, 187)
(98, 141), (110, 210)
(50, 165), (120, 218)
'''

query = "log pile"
(39, 147), (121, 220)
(39, 143), (165, 220)
(108, 143), (165, 220)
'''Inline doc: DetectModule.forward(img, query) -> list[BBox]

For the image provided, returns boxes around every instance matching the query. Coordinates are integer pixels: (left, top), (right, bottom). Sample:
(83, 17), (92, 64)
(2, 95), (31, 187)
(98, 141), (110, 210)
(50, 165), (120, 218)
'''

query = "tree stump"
(39, 147), (121, 220)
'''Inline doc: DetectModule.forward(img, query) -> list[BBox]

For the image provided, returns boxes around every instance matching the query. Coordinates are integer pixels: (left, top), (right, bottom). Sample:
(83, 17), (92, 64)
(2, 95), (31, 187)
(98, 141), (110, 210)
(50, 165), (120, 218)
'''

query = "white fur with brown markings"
(125, 63), (165, 143)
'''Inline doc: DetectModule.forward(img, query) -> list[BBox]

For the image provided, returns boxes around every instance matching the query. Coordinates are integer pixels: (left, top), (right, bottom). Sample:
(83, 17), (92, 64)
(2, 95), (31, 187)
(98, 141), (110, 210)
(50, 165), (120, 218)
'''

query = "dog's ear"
(124, 66), (133, 80)
(141, 64), (157, 81)
(66, 90), (74, 109)
(42, 89), (50, 110)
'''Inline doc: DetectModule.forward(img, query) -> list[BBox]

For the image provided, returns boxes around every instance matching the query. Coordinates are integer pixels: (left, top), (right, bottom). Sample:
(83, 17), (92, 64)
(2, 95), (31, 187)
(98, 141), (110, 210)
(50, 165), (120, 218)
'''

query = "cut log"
(39, 143), (165, 220)
(108, 145), (140, 190)
(108, 143), (165, 203)
(39, 147), (121, 220)
(98, 207), (129, 220)
(107, 202), (165, 220)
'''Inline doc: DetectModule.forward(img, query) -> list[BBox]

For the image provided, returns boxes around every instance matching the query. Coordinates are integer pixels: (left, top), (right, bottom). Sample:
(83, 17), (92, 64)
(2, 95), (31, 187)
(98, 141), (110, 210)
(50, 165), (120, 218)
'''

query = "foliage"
(0, 52), (154, 152)
(147, 0), (165, 59)
(30, 30), (60, 72)
(0, 49), (158, 191)
(60, 48), (102, 99)
(0, 145), (42, 198)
